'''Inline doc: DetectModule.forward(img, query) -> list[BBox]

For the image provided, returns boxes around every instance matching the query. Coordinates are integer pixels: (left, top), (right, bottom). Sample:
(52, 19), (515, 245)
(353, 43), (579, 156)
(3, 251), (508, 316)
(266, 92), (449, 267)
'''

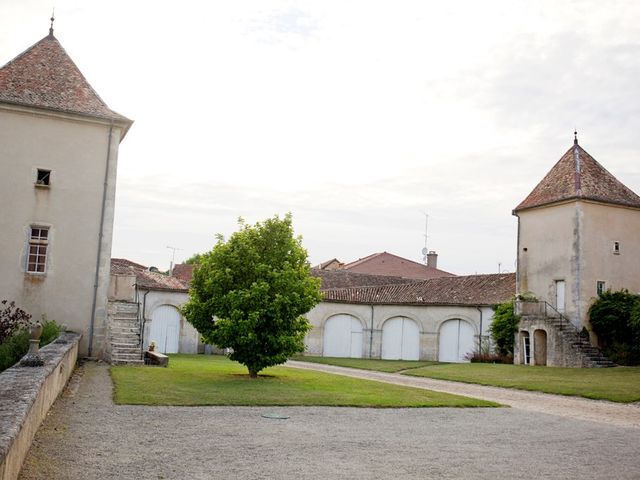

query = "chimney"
(426, 251), (438, 269)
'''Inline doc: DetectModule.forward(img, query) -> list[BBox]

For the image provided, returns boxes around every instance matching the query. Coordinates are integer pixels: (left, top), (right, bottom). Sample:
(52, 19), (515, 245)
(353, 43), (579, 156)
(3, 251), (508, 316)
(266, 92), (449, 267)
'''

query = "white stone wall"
(141, 290), (200, 354)
(304, 301), (494, 361)
(0, 105), (125, 358)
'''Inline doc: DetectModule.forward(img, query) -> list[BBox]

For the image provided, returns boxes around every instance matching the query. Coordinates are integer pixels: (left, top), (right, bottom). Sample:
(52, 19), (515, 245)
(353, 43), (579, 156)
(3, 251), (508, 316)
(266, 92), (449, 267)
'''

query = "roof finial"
(574, 129), (578, 146)
(49, 9), (55, 36)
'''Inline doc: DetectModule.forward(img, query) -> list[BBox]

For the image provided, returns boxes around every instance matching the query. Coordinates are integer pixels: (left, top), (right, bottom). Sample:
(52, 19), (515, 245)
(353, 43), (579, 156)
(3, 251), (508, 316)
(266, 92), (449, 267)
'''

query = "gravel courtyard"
(19, 361), (640, 480)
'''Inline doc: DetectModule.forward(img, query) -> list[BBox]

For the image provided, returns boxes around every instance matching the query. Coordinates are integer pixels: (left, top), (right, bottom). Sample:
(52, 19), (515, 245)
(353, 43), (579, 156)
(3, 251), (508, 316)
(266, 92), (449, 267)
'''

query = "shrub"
(40, 318), (61, 346)
(0, 330), (30, 371)
(489, 300), (520, 356)
(0, 300), (32, 343)
(589, 290), (640, 365)
(466, 351), (513, 364)
(0, 318), (62, 372)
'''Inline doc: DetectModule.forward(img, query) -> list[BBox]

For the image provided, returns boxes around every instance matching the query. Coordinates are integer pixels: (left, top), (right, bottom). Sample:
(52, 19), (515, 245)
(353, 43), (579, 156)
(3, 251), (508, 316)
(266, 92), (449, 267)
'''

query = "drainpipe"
(476, 306), (483, 353)
(140, 290), (150, 358)
(369, 305), (374, 358)
(88, 123), (114, 358)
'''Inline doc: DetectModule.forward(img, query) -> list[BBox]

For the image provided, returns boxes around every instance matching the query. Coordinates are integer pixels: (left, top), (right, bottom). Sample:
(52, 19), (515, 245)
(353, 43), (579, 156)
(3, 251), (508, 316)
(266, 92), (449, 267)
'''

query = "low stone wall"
(0, 332), (80, 480)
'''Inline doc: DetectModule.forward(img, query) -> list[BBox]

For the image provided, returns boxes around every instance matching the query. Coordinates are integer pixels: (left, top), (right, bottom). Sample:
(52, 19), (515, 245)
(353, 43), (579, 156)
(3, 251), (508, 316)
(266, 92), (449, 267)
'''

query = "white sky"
(2, 1), (640, 274)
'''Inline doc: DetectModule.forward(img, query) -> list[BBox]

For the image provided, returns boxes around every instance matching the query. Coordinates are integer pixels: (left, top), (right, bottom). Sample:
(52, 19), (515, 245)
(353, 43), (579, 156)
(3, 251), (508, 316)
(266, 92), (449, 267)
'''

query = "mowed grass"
(403, 363), (640, 403)
(292, 356), (640, 403)
(291, 355), (439, 373)
(110, 354), (497, 408)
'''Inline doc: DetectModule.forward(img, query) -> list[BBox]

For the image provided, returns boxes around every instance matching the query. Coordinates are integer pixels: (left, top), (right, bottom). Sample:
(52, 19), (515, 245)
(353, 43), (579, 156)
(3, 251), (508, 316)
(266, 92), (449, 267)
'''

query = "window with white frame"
(27, 226), (49, 273)
(597, 281), (606, 296)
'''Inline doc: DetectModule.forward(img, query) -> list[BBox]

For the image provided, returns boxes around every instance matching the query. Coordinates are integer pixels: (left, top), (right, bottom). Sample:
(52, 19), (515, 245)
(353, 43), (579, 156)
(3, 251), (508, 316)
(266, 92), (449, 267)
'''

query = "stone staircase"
(517, 301), (615, 368)
(545, 317), (615, 367)
(108, 301), (144, 365)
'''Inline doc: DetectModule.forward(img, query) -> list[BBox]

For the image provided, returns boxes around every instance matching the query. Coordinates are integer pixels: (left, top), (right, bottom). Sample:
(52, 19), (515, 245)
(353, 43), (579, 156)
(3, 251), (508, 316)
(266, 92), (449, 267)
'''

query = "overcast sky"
(2, 1), (640, 274)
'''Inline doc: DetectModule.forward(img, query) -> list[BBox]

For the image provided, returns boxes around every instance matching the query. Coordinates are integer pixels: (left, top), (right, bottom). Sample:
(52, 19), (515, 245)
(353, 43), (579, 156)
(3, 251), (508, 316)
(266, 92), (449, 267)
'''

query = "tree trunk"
(248, 368), (258, 378)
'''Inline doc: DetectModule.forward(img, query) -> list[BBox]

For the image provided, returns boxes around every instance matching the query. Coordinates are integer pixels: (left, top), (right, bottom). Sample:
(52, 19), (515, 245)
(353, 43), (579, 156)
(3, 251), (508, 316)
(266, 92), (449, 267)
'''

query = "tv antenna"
(166, 246), (183, 275)
(421, 212), (429, 263)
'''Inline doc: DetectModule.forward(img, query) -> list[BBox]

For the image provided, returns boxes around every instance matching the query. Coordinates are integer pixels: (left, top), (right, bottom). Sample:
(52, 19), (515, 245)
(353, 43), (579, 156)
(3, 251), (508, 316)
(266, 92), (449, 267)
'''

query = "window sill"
(34, 183), (50, 189)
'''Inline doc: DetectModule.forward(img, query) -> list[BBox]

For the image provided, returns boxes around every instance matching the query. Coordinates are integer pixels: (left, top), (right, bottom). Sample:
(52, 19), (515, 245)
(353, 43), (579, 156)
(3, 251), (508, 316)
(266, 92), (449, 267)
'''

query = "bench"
(144, 350), (169, 367)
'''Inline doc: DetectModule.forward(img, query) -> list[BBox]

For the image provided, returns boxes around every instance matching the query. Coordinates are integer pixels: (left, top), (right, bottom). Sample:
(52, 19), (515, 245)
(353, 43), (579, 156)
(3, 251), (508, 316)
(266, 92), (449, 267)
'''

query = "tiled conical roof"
(515, 142), (640, 211)
(0, 32), (131, 126)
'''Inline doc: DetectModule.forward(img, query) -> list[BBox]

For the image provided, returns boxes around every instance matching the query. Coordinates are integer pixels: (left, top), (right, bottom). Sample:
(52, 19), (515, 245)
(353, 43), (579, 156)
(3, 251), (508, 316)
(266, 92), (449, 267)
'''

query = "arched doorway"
(323, 314), (363, 358)
(438, 319), (475, 362)
(381, 317), (420, 360)
(149, 305), (180, 353)
(534, 329), (547, 366)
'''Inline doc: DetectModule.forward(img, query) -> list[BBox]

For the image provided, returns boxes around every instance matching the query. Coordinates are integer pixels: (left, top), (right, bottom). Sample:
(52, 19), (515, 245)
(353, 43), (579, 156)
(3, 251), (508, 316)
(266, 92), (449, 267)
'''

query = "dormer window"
(613, 241), (621, 255)
(35, 169), (51, 187)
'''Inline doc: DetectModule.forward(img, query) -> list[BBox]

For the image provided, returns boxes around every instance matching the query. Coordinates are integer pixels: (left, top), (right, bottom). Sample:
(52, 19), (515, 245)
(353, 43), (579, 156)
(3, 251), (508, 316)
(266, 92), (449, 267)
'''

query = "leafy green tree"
(589, 290), (640, 365)
(489, 300), (519, 356)
(183, 214), (322, 377)
(184, 253), (204, 265)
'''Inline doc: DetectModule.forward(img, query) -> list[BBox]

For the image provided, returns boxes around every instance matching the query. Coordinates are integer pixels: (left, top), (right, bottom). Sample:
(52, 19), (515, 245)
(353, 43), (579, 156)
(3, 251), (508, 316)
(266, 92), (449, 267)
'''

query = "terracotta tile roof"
(515, 142), (640, 212)
(0, 33), (132, 129)
(316, 258), (344, 270)
(172, 264), (195, 284)
(340, 251), (455, 279)
(110, 258), (189, 292)
(311, 268), (416, 290)
(322, 273), (515, 306)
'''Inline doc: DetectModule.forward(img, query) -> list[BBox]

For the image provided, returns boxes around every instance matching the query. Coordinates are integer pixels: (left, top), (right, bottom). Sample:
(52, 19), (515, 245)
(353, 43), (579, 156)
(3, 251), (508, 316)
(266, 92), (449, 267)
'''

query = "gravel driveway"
(19, 361), (640, 480)
(287, 360), (640, 429)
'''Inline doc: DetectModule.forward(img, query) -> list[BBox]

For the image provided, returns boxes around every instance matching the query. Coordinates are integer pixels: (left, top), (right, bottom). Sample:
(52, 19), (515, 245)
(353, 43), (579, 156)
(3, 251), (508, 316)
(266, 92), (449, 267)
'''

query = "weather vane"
(49, 8), (55, 36)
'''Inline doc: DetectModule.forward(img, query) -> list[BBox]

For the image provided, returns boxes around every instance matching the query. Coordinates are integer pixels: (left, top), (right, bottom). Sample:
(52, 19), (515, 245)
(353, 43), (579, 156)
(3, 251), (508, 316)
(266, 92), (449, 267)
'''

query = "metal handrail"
(515, 300), (583, 337)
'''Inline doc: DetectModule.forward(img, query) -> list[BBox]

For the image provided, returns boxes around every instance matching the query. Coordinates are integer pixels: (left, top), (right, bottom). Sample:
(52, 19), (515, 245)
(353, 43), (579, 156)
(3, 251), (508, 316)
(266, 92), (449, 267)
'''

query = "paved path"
(18, 361), (640, 480)
(287, 360), (640, 429)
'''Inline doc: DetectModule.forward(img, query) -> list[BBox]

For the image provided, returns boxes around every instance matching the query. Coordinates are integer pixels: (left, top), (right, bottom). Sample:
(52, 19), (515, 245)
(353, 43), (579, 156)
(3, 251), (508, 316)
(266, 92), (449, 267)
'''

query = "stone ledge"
(0, 332), (80, 480)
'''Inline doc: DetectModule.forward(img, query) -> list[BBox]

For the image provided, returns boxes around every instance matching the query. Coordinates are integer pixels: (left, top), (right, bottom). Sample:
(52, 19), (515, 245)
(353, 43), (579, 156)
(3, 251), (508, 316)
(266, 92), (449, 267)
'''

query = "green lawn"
(406, 363), (640, 403)
(110, 354), (497, 408)
(291, 355), (439, 373)
(292, 356), (640, 403)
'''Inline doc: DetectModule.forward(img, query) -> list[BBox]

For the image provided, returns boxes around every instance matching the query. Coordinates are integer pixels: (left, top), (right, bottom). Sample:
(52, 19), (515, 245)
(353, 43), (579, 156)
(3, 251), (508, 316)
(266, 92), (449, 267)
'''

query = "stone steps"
(112, 358), (144, 366)
(521, 312), (615, 368)
(108, 301), (143, 365)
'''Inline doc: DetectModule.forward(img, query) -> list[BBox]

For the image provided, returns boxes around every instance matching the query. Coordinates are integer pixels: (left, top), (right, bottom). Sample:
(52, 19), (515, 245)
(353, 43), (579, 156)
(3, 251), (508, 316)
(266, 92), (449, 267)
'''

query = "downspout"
(369, 305), (374, 358)
(88, 123), (114, 357)
(140, 290), (150, 358)
(476, 306), (483, 353)
(574, 141), (583, 328)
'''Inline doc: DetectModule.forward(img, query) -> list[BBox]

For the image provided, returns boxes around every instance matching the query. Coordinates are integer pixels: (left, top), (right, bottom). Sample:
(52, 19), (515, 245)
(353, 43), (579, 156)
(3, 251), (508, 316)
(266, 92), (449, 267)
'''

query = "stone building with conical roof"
(512, 136), (640, 366)
(0, 25), (132, 358)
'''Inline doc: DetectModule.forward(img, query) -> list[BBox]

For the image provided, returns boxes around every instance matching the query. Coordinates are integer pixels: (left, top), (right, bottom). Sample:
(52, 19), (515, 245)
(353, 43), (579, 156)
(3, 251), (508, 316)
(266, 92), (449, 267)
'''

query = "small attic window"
(35, 169), (51, 187)
(613, 241), (621, 255)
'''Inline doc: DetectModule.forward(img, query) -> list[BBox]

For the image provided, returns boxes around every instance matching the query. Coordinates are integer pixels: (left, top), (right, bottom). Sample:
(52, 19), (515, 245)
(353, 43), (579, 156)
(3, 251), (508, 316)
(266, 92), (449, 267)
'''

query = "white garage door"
(149, 305), (180, 353)
(381, 317), (420, 360)
(438, 319), (475, 363)
(323, 314), (363, 358)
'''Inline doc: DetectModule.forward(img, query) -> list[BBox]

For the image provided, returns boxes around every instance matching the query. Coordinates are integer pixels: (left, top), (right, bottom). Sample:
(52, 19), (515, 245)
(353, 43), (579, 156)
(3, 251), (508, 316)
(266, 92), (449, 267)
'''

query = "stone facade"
(0, 32), (131, 359)
(305, 301), (494, 361)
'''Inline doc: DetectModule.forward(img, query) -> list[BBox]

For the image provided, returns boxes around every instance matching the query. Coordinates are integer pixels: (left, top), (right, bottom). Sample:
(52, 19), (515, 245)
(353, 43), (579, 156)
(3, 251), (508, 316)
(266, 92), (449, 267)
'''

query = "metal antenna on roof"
(49, 9), (55, 36)
(421, 212), (429, 264)
(166, 246), (182, 276)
